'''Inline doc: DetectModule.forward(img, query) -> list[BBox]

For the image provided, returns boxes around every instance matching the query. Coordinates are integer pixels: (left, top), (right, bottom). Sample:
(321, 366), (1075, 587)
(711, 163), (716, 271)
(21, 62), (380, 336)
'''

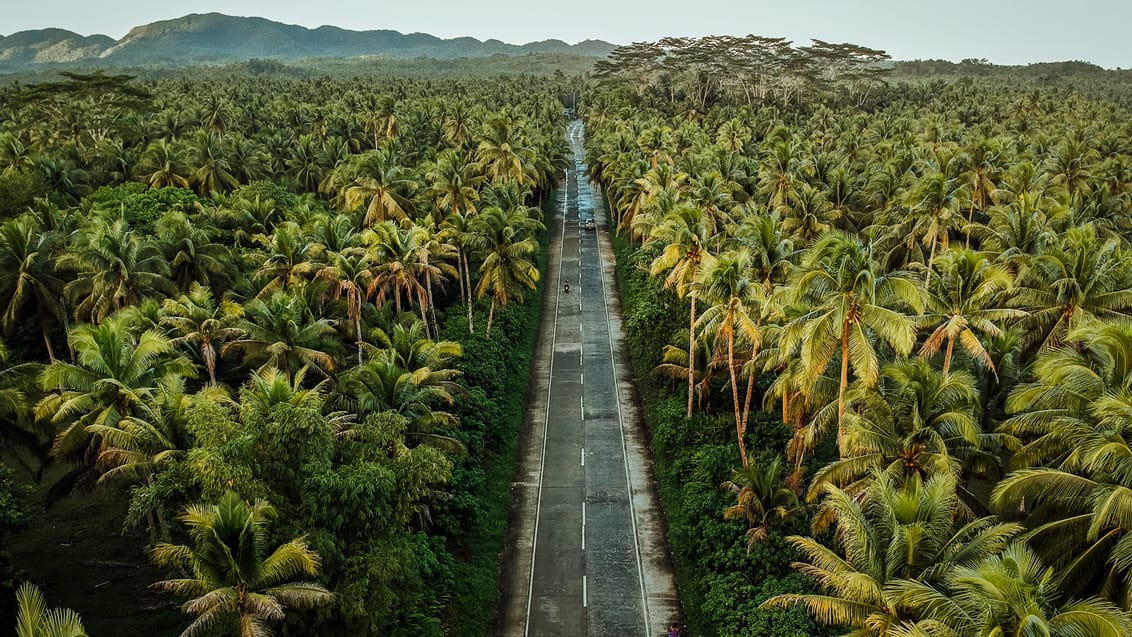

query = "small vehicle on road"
(584, 218), (595, 231)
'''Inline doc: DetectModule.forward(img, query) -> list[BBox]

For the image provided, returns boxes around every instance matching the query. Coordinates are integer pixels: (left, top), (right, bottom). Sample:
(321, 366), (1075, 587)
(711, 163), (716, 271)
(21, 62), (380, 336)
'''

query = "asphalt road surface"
(499, 120), (680, 637)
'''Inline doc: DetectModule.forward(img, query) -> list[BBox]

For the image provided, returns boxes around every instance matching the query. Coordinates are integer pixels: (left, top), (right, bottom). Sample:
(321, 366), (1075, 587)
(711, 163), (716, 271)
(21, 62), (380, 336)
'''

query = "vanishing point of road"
(498, 120), (681, 636)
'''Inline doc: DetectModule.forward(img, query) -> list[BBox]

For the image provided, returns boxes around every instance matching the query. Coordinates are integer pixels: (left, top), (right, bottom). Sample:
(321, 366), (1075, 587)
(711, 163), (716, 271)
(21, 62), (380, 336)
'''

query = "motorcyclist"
(564, 279), (570, 293)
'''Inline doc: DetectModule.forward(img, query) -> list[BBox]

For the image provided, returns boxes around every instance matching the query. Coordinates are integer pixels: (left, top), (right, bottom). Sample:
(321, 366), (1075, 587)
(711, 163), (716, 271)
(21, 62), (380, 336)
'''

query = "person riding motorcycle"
(564, 279), (570, 293)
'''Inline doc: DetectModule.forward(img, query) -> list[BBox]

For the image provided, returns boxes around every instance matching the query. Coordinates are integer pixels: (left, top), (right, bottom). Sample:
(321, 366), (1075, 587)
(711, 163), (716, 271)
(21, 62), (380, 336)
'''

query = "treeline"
(585, 65), (1132, 635)
(594, 35), (892, 109)
(0, 70), (564, 636)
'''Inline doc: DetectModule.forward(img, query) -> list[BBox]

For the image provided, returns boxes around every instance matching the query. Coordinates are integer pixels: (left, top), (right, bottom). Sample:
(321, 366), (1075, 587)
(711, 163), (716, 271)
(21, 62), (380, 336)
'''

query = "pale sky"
(3, 0), (1129, 68)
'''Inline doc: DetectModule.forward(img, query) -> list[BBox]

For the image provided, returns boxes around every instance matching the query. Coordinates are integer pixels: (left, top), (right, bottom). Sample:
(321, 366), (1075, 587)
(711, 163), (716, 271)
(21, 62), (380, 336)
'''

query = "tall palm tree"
(470, 206), (542, 337)
(161, 284), (244, 384)
(903, 171), (965, 284)
(316, 249), (372, 366)
(14, 582), (86, 637)
(152, 491), (333, 637)
(135, 138), (190, 190)
(696, 249), (765, 467)
(476, 114), (534, 186)
(783, 231), (921, 451)
(647, 203), (718, 418)
(254, 221), (324, 298)
(919, 248), (1024, 377)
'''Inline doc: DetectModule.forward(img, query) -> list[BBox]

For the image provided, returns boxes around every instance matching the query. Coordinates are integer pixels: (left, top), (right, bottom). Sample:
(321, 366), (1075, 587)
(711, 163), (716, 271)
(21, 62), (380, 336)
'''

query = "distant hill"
(0, 13), (616, 69)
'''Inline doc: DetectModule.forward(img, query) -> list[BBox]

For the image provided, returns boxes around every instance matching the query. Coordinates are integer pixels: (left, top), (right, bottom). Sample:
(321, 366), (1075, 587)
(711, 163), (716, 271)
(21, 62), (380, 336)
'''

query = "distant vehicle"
(584, 219), (595, 231)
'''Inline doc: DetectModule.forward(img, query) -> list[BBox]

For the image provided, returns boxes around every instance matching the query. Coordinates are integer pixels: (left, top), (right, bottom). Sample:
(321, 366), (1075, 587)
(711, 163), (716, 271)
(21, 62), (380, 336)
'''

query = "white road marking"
(582, 500), (587, 550)
(582, 575), (588, 608)
(581, 448), (585, 466)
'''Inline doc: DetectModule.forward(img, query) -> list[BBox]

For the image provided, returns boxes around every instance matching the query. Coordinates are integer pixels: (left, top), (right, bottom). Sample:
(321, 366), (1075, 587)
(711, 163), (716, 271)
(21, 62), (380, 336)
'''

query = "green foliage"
(82, 183), (199, 234)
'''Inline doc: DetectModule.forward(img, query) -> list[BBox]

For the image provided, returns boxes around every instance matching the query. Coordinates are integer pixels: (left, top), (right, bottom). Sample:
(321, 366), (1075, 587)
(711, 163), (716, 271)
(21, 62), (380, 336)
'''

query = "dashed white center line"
(581, 500), (586, 550)
(582, 575), (588, 608)
(581, 448), (585, 466)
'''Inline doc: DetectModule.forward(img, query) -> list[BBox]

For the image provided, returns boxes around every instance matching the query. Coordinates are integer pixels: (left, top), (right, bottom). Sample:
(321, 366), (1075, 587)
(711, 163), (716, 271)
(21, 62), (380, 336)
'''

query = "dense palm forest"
(586, 36), (1132, 636)
(0, 70), (568, 636)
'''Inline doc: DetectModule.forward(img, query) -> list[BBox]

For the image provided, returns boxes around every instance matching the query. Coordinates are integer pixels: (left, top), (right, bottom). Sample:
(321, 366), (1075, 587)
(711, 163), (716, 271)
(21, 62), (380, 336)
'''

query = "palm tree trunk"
(925, 232), (938, 285)
(486, 298), (495, 337)
(464, 254), (475, 334)
(426, 273), (438, 337)
(203, 339), (217, 384)
(728, 331), (748, 468)
(42, 326), (56, 362)
(455, 250), (466, 303)
(355, 312), (364, 366)
(687, 289), (696, 419)
(418, 294), (431, 340)
(740, 347), (759, 438)
(943, 334), (955, 378)
(838, 319), (850, 454)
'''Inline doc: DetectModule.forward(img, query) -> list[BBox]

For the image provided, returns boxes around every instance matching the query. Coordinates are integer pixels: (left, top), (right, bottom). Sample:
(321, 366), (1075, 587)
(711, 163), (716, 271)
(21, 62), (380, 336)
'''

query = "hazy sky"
(4, 0), (1129, 68)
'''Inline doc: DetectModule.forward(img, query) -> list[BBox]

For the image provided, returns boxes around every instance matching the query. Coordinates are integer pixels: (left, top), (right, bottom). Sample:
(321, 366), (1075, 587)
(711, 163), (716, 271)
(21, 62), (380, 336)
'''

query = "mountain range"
(0, 13), (616, 69)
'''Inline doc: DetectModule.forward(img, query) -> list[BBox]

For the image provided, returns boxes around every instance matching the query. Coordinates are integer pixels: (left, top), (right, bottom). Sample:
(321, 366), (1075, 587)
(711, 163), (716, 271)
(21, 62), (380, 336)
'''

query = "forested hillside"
(0, 70), (567, 636)
(586, 35), (1132, 636)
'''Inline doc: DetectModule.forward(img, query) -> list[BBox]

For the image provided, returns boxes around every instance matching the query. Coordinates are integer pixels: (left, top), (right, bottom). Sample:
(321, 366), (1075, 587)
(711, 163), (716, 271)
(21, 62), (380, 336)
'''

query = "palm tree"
(993, 322), (1132, 606)
(37, 317), (195, 470)
(363, 220), (430, 324)
(476, 114), (534, 186)
(647, 203), (718, 418)
(223, 292), (340, 380)
(254, 221), (324, 298)
(0, 215), (65, 359)
(762, 472), (1021, 636)
(136, 138), (190, 190)
(316, 249), (372, 366)
(783, 231), (921, 451)
(720, 456), (799, 551)
(470, 206), (542, 337)
(903, 171), (965, 284)
(186, 131), (238, 196)
(696, 249), (765, 467)
(161, 284), (244, 384)
(152, 491), (332, 637)
(919, 248), (1024, 377)
(424, 148), (484, 225)
(58, 215), (175, 324)
(1009, 224), (1132, 356)
(155, 211), (234, 294)
(895, 542), (1132, 637)
(337, 149), (416, 226)
(808, 359), (1005, 507)
(14, 582), (86, 637)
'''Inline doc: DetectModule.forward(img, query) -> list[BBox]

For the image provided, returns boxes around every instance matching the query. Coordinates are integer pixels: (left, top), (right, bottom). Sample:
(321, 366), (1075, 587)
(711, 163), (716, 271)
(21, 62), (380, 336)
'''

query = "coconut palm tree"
(424, 148), (484, 225)
(14, 582), (86, 637)
(337, 149), (416, 226)
(37, 317), (195, 473)
(720, 456), (799, 552)
(58, 215), (175, 324)
(696, 249), (766, 467)
(161, 284), (244, 384)
(135, 138), (190, 190)
(782, 231), (921, 452)
(762, 472), (1020, 636)
(155, 211), (234, 294)
(894, 542), (1132, 637)
(647, 203), (718, 418)
(919, 248), (1024, 377)
(0, 215), (65, 359)
(470, 206), (542, 337)
(316, 249), (372, 366)
(222, 292), (340, 380)
(152, 491), (333, 637)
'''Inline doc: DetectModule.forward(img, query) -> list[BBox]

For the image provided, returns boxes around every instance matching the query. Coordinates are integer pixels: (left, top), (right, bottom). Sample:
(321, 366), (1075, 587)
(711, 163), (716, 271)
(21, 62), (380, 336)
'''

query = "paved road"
(499, 121), (680, 637)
